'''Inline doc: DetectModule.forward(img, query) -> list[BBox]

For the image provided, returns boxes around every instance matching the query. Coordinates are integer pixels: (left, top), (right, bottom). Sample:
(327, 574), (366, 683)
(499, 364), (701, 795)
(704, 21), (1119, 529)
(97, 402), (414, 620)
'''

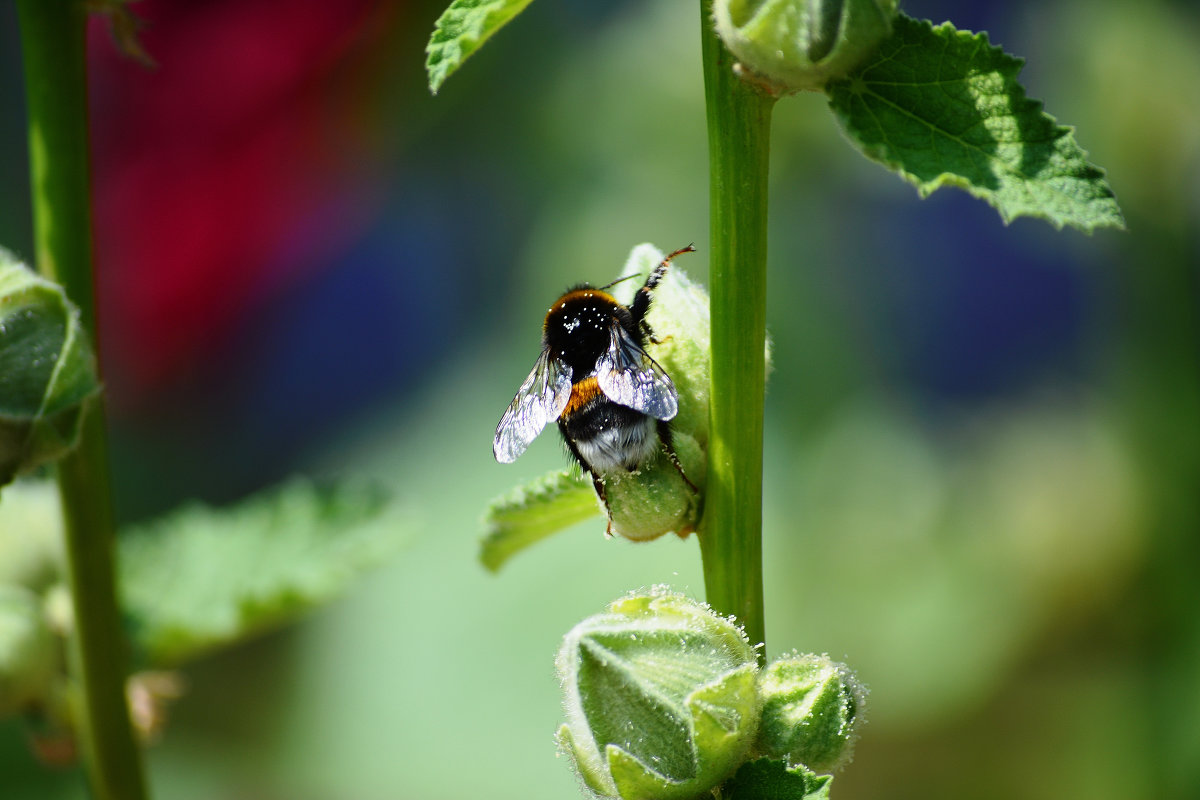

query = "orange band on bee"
(561, 376), (602, 418)
(545, 288), (618, 320)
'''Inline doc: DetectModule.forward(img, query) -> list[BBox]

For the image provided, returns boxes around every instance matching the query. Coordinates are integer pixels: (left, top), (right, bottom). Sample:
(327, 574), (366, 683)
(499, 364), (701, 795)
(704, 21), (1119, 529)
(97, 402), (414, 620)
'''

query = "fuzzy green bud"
(713, 0), (898, 92)
(0, 250), (100, 488)
(757, 653), (865, 772)
(556, 588), (760, 799)
(595, 245), (714, 542)
(0, 585), (57, 716)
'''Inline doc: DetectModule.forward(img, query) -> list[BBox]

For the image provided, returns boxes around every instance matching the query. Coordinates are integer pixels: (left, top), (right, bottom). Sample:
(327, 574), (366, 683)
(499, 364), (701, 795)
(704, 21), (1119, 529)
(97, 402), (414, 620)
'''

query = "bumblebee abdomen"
(561, 376), (602, 419)
(560, 396), (657, 473)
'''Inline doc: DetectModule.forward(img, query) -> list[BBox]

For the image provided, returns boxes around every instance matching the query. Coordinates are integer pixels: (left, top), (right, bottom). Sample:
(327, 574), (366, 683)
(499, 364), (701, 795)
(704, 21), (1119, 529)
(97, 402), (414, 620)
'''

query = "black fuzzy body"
(543, 286), (658, 476)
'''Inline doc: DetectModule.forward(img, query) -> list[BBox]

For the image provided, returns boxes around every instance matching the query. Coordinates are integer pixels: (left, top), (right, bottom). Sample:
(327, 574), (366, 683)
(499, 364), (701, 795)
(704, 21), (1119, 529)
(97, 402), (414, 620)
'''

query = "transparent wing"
(493, 350), (573, 463)
(595, 324), (678, 420)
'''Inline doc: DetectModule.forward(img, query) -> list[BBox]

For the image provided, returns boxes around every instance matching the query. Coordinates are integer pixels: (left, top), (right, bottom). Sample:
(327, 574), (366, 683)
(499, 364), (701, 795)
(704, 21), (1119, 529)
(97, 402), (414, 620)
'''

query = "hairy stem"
(697, 1), (776, 657)
(17, 2), (149, 798)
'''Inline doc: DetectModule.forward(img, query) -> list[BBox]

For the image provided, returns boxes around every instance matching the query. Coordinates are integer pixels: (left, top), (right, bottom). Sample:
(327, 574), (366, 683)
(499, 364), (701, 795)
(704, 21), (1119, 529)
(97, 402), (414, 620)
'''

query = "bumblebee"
(493, 245), (698, 511)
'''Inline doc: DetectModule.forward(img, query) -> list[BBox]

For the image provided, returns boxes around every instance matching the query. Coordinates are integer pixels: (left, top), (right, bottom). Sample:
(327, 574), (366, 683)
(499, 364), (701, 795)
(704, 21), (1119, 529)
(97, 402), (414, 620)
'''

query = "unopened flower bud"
(556, 588), (760, 799)
(598, 246), (713, 542)
(0, 250), (99, 487)
(757, 653), (865, 772)
(713, 0), (899, 92)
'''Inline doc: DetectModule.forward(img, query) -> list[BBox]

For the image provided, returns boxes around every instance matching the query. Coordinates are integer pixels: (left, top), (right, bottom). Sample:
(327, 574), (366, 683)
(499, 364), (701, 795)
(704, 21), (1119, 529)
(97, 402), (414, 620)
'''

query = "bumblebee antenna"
(598, 273), (640, 291)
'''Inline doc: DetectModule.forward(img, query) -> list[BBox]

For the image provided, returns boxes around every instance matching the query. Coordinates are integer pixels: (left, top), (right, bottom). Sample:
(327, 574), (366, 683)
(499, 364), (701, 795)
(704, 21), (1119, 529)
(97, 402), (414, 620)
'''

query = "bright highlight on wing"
(595, 324), (678, 421)
(493, 351), (573, 463)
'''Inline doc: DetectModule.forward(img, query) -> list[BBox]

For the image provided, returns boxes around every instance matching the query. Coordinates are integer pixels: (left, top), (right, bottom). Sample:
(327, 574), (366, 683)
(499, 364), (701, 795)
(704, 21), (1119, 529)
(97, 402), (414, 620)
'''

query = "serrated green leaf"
(425, 0), (537, 94)
(0, 250), (100, 488)
(481, 469), (598, 572)
(722, 757), (833, 800)
(119, 479), (410, 665)
(827, 14), (1124, 232)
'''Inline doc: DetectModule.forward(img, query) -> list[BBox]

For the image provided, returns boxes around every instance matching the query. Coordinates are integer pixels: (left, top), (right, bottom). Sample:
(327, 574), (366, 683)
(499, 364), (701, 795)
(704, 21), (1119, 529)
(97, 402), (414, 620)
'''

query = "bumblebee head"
(543, 288), (624, 375)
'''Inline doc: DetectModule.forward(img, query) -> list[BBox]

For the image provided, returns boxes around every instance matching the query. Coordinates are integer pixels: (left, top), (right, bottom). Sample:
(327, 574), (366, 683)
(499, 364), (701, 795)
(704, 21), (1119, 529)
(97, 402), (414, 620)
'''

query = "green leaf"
(119, 479), (410, 665)
(827, 14), (1124, 232)
(425, 0), (536, 94)
(480, 469), (598, 572)
(0, 250), (100, 488)
(722, 758), (833, 800)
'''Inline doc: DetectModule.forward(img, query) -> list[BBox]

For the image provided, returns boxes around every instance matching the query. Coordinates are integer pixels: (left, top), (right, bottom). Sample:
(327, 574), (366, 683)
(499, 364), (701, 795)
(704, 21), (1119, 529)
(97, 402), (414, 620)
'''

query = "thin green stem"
(17, 2), (149, 799)
(697, 1), (776, 657)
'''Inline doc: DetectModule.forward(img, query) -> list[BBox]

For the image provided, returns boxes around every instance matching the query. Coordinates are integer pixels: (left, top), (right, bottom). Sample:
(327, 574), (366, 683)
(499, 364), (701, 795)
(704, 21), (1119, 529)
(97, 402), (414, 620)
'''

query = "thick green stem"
(1116, 226), (1200, 800)
(697, 2), (776, 656)
(17, 2), (149, 799)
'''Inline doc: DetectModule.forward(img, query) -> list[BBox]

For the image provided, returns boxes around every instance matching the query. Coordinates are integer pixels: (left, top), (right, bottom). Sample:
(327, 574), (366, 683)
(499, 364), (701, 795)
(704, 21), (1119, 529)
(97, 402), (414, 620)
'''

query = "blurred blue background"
(2, 0), (1199, 797)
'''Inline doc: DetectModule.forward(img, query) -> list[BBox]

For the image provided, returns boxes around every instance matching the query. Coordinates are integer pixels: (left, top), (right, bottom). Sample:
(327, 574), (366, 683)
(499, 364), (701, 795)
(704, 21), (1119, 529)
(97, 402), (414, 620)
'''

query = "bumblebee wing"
(493, 350), (573, 463)
(595, 324), (678, 421)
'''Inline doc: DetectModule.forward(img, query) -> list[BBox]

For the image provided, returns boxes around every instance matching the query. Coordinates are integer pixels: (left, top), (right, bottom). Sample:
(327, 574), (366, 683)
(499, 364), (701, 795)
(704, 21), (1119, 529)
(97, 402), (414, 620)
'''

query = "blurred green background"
(2, 0), (1199, 797)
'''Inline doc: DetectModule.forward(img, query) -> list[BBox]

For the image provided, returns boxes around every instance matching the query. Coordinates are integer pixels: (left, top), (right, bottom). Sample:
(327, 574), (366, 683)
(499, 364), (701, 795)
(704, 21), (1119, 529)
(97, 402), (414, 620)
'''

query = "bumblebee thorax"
(543, 287), (626, 375)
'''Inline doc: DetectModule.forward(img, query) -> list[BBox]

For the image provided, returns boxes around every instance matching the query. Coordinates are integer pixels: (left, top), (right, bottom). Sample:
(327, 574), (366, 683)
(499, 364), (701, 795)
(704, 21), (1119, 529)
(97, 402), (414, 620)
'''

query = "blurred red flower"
(88, 0), (385, 406)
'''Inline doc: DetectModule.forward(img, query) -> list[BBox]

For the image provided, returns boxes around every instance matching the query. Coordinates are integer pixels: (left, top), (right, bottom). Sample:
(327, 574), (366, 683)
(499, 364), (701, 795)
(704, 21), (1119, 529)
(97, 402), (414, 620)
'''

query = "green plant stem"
(697, 1), (776, 657)
(1115, 225), (1200, 799)
(17, 2), (149, 799)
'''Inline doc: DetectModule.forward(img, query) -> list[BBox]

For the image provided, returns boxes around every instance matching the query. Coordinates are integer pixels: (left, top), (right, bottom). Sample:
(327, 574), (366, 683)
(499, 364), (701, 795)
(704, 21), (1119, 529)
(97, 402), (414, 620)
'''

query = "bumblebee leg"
(590, 474), (615, 537)
(631, 243), (696, 326)
(657, 420), (698, 493)
(639, 318), (675, 346)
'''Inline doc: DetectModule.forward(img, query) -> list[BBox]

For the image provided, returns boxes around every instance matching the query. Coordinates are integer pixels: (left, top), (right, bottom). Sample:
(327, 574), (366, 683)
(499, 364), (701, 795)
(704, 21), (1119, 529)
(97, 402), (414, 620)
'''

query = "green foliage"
(0, 476), (409, 734)
(722, 758), (832, 800)
(119, 479), (408, 665)
(0, 251), (99, 488)
(481, 469), (598, 572)
(426, 0), (537, 94)
(826, 15), (1124, 232)
(713, 0), (897, 92)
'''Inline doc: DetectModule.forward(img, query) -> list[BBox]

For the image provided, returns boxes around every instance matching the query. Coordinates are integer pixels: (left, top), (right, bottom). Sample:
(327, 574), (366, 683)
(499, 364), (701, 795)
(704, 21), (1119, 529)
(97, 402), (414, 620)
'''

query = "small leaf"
(119, 479), (410, 665)
(481, 469), (598, 572)
(827, 14), (1124, 232)
(722, 757), (833, 800)
(0, 250), (100, 489)
(425, 0), (537, 94)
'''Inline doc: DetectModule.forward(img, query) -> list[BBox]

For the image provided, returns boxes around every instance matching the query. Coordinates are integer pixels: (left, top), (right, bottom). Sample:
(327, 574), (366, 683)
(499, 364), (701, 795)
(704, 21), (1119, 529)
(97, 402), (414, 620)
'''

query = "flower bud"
(0, 585), (57, 716)
(713, 0), (898, 92)
(599, 430), (704, 542)
(756, 653), (865, 772)
(0, 250), (100, 488)
(598, 245), (714, 542)
(556, 588), (760, 799)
